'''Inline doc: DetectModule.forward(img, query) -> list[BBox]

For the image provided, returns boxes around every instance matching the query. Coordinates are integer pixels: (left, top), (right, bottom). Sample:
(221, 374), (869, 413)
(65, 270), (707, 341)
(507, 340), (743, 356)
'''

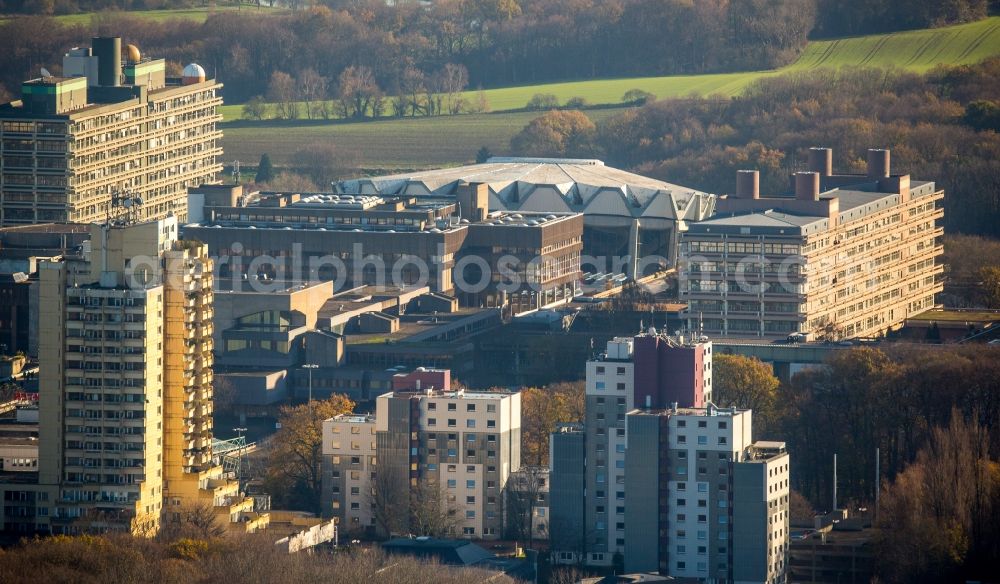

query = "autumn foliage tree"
(265, 394), (355, 513)
(874, 411), (1000, 583)
(713, 354), (780, 436)
(521, 381), (584, 466)
(510, 110), (599, 159)
(0, 533), (510, 584)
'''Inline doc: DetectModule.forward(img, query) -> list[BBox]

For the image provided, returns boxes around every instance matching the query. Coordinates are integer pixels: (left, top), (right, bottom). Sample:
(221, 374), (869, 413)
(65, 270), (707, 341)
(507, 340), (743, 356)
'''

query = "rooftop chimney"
(808, 147), (833, 176)
(92, 37), (121, 87)
(866, 149), (890, 179)
(735, 170), (760, 199)
(795, 171), (821, 201)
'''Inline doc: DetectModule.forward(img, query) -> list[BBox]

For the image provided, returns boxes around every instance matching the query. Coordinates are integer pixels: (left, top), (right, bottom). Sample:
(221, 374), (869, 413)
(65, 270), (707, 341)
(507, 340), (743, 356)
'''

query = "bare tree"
(370, 468), (410, 538)
(159, 501), (228, 541)
(337, 66), (382, 120)
(297, 68), (329, 120)
(267, 71), (300, 120)
(505, 466), (548, 547)
(409, 480), (462, 538)
(438, 63), (469, 115)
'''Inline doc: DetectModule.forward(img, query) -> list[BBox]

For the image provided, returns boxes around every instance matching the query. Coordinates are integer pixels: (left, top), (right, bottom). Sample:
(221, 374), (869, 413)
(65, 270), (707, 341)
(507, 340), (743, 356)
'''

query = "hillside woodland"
(506, 60), (1000, 238)
(0, 0), (990, 102)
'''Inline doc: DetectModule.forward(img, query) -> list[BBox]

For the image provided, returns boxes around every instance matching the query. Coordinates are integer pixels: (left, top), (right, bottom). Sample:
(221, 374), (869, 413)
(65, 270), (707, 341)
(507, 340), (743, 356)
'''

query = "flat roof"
(689, 178), (939, 236)
(328, 414), (375, 424)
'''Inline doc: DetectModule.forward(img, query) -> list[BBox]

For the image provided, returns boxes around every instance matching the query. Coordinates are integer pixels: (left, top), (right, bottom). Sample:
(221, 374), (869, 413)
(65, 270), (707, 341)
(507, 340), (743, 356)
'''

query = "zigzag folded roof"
(336, 158), (716, 222)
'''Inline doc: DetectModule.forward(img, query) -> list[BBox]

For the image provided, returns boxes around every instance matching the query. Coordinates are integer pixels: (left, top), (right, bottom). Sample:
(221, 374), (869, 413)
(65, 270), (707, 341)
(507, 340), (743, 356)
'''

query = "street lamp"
(303, 363), (319, 404)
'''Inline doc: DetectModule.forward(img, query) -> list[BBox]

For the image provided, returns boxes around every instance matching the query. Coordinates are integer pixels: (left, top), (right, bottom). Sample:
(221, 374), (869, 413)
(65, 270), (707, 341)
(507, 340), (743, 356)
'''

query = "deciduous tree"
(510, 110), (598, 159)
(265, 394), (355, 513)
(521, 381), (584, 466)
(713, 354), (780, 435)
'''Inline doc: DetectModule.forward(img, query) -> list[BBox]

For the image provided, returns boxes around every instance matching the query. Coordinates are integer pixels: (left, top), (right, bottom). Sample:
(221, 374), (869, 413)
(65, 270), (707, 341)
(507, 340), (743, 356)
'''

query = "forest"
(507, 59), (1000, 238)
(0, 0), (992, 103)
(713, 347), (1000, 583)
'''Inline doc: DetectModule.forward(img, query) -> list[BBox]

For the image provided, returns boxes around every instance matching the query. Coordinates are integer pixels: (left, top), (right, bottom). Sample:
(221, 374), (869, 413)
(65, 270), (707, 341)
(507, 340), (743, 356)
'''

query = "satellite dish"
(134, 197), (143, 206)
(123, 198), (133, 208)
(40, 67), (52, 78)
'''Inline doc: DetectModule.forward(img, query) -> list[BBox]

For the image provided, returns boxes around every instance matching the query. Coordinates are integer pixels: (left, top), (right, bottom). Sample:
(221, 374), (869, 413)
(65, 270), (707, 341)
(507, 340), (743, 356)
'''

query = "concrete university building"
(549, 334), (790, 584)
(185, 185), (583, 313)
(335, 157), (716, 276)
(680, 148), (943, 340)
(0, 37), (222, 226)
(321, 368), (520, 540)
(5, 217), (265, 535)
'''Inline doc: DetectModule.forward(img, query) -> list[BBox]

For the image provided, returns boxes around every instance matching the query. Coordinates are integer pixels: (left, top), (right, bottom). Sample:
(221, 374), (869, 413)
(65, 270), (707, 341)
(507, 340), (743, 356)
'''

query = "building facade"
(550, 333), (791, 583)
(184, 186), (583, 314)
(30, 217), (262, 535)
(624, 408), (789, 583)
(579, 333), (712, 566)
(0, 37), (222, 225)
(680, 148), (943, 339)
(321, 369), (521, 540)
(335, 157), (717, 276)
(320, 414), (376, 534)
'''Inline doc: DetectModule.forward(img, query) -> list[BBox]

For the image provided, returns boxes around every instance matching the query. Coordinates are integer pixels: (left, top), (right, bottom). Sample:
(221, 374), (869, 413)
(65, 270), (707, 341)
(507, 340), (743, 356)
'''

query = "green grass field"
(218, 16), (1000, 122)
(218, 17), (1000, 171)
(0, 4), (287, 25)
(220, 109), (624, 169)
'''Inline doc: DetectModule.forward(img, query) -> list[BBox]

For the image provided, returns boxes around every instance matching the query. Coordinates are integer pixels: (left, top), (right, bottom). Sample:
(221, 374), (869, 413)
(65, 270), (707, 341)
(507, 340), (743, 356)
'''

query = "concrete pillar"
(628, 219), (640, 278)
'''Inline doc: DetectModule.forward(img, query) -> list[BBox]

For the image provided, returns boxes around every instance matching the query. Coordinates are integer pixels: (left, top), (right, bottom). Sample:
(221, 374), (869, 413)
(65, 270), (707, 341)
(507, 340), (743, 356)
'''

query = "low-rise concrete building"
(184, 186), (583, 314)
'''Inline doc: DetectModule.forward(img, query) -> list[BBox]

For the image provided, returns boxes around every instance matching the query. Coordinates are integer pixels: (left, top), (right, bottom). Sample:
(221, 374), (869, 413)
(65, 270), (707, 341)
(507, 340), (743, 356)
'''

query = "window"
(677, 513), (686, 521)
(676, 561), (686, 570)
(466, 496), (475, 504)
(698, 483), (708, 493)
(677, 420), (686, 428)
(596, 366), (605, 374)
(428, 403), (437, 411)
(698, 514), (707, 523)
(698, 421), (707, 428)
(467, 403), (476, 412)
(448, 403), (457, 411)
(718, 436), (728, 445)
(466, 480), (475, 489)
(698, 436), (707, 445)
(677, 498), (687, 506)
(677, 530), (687, 539)
(616, 367), (626, 375)
(448, 419), (457, 427)
(447, 479), (457, 488)
(718, 421), (728, 429)
(466, 510), (476, 519)
(678, 435), (687, 444)
(487, 404), (496, 413)
(467, 419), (476, 428)
(677, 482), (686, 491)
(428, 418), (437, 426)
(595, 381), (605, 390)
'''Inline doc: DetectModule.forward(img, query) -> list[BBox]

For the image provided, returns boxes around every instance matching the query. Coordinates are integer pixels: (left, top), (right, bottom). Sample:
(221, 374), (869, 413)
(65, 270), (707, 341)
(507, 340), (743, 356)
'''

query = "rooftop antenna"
(233, 160), (241, 185)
